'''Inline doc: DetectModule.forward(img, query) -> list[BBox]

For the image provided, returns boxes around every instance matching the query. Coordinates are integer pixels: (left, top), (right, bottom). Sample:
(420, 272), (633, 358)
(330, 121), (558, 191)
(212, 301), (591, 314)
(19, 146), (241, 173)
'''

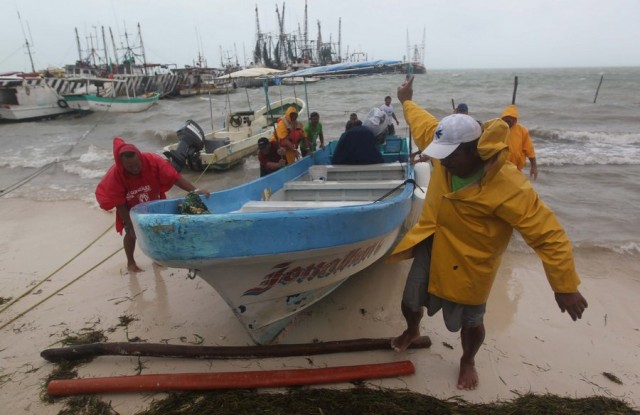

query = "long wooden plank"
(239, 200), (370, 212)
(285, 180), (404, 190)
(41, 336), (431, 362)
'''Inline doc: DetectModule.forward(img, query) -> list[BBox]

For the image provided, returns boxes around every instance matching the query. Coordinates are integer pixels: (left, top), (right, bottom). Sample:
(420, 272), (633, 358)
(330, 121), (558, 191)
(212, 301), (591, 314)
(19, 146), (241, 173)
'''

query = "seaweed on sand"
(133, 388), (638, 415)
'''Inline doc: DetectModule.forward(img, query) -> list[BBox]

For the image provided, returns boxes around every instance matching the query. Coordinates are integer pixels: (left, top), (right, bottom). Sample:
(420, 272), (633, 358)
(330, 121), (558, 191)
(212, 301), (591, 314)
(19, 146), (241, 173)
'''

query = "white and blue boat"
(277, 59), (404, 79)
(131, 132), (428, 345)
(63, 78), (160, 113)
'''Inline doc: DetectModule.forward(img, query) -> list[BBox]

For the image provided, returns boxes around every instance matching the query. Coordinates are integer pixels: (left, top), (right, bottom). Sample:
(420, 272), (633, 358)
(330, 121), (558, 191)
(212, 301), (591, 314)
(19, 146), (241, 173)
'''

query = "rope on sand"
(0, 225), (113, 315)
(0, 162), (56, 196)
(0, 247), (122, 331)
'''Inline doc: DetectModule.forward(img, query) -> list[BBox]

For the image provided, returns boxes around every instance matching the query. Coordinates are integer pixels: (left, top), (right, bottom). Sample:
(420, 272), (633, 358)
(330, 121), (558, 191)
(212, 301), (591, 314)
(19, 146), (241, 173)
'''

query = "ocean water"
(0, 67), (638, 256)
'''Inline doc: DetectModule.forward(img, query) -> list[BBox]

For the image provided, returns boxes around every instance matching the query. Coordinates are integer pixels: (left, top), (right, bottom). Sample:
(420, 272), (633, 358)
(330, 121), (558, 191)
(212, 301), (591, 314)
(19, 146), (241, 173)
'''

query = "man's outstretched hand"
(397, 76), (414, 104)
(555, 292), (588, 321)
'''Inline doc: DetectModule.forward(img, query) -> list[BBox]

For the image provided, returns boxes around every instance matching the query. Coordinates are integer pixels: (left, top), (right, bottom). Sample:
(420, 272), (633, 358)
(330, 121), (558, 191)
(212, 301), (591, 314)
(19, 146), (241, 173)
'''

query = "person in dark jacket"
(258, 137), (286, 176)
(332, 108), (387, 165)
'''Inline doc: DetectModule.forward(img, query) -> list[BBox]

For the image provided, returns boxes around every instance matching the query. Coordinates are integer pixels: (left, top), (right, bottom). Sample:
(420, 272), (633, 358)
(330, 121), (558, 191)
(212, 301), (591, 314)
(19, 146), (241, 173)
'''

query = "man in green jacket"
(389, 76), (588, 391)
(301, 111), (325, 157)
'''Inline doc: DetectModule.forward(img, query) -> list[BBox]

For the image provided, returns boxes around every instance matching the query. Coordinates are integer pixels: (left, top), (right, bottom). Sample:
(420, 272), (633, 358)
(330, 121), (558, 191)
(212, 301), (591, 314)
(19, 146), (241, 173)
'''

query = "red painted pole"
(48, 360), (415, 397)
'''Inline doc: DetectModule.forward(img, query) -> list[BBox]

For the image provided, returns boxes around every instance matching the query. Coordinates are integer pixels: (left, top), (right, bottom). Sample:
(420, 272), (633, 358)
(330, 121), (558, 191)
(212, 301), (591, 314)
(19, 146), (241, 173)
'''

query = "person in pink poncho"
(96, 137), (209, 272)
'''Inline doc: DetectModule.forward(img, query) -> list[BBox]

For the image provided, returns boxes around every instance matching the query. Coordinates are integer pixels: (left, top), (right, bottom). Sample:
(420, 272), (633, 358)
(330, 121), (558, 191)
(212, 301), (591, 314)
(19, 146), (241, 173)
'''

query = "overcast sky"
(2, 0), (639, 73)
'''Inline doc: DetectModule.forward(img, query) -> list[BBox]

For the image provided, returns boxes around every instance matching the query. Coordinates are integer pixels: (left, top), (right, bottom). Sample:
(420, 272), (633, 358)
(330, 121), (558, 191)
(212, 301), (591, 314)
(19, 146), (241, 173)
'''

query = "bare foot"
(127, 262), (144, 273)
(457, 359), (479, 390)
(390, 329), (420, 352)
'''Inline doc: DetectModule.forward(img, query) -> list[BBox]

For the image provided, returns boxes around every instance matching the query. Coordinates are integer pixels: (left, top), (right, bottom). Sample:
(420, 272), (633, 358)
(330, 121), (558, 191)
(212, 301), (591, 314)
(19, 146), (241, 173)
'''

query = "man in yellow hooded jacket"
(501, 104), (538, 180)
(271, 106), (310, 165)
(389, 77), (587, 391)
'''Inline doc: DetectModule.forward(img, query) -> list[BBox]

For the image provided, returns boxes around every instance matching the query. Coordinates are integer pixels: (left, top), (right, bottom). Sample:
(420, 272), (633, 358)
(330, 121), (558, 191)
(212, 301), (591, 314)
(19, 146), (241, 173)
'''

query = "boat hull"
(0, 104), (72, 121)
(0, 76), (74, 121)
(64, 92), (159, 113)
(201, 128), (274, 170)
(191, 230), (399, 344)
(132, 141), (416, 344)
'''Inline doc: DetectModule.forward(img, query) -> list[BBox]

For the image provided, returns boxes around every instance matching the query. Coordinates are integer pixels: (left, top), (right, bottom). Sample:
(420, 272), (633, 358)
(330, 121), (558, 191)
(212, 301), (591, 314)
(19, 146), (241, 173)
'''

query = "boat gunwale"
(131, 151), (413, 262)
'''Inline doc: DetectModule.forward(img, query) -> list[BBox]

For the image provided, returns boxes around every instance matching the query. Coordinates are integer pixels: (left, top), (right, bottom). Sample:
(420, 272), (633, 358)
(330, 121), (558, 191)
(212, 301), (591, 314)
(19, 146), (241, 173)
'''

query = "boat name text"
(243, 240), (385, 296)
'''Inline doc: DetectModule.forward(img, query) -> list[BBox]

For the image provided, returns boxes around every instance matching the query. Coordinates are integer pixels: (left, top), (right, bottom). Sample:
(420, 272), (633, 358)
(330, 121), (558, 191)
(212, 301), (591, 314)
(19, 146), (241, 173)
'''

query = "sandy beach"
(1, 197), (638, 413)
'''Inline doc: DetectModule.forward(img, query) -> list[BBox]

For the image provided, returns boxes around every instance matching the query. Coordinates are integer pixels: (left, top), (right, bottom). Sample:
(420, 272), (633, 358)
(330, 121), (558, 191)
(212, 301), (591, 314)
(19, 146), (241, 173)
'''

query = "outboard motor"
(164, 120), (206, 171)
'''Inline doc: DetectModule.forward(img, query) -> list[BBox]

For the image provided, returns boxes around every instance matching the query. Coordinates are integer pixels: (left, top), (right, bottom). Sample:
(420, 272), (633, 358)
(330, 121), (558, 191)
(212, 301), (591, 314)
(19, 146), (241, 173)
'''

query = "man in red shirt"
(258, 137), (286, 177)
(96, 137), (209, 272)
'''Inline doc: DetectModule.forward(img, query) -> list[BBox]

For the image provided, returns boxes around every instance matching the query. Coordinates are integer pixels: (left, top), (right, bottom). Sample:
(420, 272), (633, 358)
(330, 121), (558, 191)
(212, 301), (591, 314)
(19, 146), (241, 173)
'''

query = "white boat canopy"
(215, 67), (286, 80)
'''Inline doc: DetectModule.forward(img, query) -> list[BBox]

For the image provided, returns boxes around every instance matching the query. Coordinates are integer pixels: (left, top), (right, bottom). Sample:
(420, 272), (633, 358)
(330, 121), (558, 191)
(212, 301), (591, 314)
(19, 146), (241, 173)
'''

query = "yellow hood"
(274, 106), (300, 140)
(284, 106), (298, 124)
(478, 118), (510, 161)
(501, 104), (519, 119)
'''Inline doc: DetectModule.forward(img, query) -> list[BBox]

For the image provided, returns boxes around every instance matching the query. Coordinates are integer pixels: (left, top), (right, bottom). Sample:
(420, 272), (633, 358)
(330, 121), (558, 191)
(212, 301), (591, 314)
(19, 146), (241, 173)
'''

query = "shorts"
(402, 236), (486, 332)
(387, 124), (395, 136)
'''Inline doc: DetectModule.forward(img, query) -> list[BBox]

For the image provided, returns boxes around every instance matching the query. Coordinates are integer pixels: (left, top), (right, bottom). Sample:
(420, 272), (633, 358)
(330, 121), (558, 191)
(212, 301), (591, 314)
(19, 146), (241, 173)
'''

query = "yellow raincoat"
(271, 106), (307, 164)
(389, 101), (580, 305)
(502, 105), (535, 170)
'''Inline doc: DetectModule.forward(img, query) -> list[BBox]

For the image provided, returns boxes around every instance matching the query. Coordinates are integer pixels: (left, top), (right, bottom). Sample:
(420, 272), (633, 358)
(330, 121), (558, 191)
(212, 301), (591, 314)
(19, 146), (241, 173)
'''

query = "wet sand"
(1, 198), (638, 413)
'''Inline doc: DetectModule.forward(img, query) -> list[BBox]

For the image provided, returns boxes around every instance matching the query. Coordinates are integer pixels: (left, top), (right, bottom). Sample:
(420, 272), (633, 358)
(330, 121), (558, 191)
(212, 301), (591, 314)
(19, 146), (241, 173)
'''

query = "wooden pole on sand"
(41, 336), (433, 362)
(593, 75), (604, 103)
(511, 76), (518, 105)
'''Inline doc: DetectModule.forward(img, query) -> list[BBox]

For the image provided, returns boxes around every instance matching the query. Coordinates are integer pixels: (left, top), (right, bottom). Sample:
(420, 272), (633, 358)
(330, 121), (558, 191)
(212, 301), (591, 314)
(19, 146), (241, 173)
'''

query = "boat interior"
(144, 136), (411, 215)
(237, 163), (407, 212)
(236, 138), (410, 212)
(212, 101), (303, 142)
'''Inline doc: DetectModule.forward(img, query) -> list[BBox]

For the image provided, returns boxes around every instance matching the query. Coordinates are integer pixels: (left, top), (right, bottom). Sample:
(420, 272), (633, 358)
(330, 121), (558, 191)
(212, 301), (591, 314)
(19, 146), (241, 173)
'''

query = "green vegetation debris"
(130, 388), (638, 415)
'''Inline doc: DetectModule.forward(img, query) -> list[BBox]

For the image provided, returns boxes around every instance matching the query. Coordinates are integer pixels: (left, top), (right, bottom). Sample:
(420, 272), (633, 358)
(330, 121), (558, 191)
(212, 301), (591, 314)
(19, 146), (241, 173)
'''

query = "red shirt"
(96, 137), (180, 233)
(258, 141), (284, 176)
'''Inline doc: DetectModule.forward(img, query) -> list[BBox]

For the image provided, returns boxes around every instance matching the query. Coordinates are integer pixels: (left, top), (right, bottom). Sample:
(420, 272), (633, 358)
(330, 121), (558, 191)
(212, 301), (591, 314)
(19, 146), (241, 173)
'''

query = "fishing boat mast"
(18, 11), (36, 72)
(109, 28), (120, 67)
(101, 26), (110, 68)
(338, 18), (342, 63)
(75, 28), (83, 66)
(137, 23), (148, 75)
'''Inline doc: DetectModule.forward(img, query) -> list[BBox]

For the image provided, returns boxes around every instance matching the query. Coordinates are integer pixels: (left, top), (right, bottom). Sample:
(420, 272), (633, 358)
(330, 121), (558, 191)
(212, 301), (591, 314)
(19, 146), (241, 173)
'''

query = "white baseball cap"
(422, 114), (482, 159)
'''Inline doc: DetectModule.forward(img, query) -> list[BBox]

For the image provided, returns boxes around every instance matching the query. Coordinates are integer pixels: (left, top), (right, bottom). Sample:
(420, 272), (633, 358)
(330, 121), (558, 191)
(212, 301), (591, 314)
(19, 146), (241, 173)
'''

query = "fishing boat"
(280, 59), (404, 79)
(131, 138), (428, 344)
(163, 96), (304, 172)
(215, 67), (287, 88)
(174, 66), (237, 97)
(0, 73), (75, 121)
(177, 79), (237, 97)
(62, 78), (160, 113)
(280, 76), (320, 86)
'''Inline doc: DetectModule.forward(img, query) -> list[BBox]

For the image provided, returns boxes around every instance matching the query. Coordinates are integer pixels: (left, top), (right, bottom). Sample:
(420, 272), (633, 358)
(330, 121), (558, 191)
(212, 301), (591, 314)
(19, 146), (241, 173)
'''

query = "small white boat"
(0, 74), (74, 121)
(62, 78), (160, 113)
(279, 60), (404, 78)
(131, 138), (427, 344)
(176, 67), (238, 97)
(215, 67), (287, 88)
(178, 80), (237, 96)
(280, 76), (320, 85)
(163, 96), (304, 171)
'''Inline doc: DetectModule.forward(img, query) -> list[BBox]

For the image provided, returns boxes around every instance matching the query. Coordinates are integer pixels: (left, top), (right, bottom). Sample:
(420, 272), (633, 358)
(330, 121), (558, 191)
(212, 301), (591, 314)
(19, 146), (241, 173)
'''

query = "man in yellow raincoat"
(389, 77), (587, 391)
(501, 104), (538, 180)
(271, 106), (310, 165)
